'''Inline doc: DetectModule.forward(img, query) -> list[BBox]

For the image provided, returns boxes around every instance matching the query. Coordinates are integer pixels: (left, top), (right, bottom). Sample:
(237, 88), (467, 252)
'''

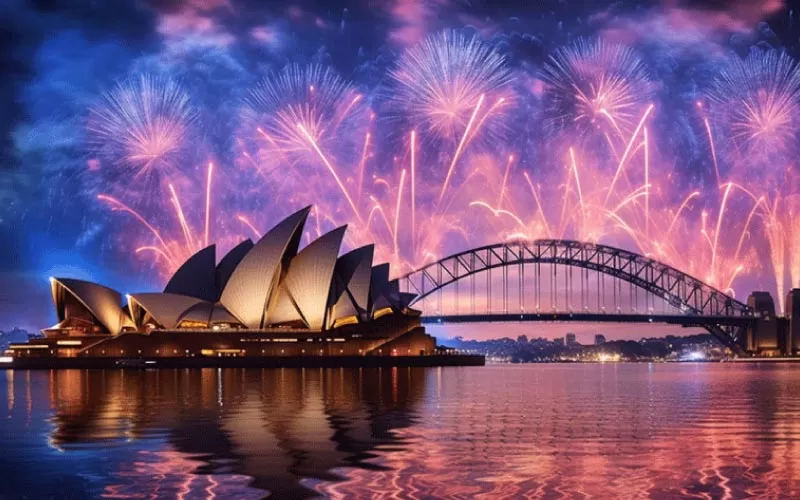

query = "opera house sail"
(7, 206), (482, 368)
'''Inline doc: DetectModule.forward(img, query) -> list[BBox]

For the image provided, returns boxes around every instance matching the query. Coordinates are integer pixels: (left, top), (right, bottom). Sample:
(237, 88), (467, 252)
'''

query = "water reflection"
(315, 364), (800, 499)
(3, 364), (800, 498)
(3, 367), (426, 499)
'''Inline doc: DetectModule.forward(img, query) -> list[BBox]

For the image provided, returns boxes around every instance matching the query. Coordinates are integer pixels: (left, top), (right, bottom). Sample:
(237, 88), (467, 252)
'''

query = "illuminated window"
(56, 340), (82, 346)
(177, 320), (207, 329)
(373, 307), (393, 319)
(332, 316), (358, 328)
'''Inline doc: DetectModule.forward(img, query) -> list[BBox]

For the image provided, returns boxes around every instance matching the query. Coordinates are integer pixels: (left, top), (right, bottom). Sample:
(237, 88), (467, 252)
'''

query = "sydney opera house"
(8, 207), (479, 368)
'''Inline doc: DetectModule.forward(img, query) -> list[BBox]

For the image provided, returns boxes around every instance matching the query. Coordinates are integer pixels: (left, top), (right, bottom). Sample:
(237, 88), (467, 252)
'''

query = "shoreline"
(4, 354), (485, 370)
(483, 357), (800, 364)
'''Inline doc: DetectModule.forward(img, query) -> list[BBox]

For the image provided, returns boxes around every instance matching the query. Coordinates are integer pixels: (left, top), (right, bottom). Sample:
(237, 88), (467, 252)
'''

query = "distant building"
(594, 334), (606, 345)
(530, 337), (549, 348)
(746, 291), (780, 354)
(786, 289), (800, 354)
(553, 337), (565, 347)
(566, 333), (577, 347)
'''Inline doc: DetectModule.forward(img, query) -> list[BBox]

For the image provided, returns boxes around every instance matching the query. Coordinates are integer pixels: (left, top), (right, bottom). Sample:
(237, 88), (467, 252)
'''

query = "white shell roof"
(215, 239), (254, 295)
(177, 301), (214, 326)
(220, 207), (310, 329)
(209, 304), (242, 326)
(129, 293), (206, 330)
(51, 278), (130, 335)
(282, 226), (347, 330)
(265, 283), (305, 326)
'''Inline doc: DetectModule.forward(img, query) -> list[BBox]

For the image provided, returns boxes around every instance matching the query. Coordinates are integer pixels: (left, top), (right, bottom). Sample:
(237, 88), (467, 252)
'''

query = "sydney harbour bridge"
(400, 239), (799, 356)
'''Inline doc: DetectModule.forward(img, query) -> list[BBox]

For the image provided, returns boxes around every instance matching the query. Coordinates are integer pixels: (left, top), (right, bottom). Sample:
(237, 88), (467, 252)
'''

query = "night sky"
(0, 0), (796, 337)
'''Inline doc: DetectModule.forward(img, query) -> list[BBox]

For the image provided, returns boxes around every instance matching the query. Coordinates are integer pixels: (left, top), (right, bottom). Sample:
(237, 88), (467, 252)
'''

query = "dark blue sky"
(0, 0), (795, 331)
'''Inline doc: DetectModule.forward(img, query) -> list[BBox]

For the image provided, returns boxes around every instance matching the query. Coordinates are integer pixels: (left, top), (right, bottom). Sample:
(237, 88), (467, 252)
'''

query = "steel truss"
(399, 240), (753, 350)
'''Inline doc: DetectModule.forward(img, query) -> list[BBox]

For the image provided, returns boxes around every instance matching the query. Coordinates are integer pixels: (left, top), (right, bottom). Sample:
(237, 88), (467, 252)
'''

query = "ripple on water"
(2, 364), (800, 498)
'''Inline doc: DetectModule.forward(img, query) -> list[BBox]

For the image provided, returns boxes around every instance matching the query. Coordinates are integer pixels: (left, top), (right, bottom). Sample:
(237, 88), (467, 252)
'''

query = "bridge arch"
(399, 240), (752, 351)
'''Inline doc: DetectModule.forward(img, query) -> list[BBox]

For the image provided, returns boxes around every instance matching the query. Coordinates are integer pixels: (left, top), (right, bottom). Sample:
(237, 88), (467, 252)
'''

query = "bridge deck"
(422, 312), (755, 327)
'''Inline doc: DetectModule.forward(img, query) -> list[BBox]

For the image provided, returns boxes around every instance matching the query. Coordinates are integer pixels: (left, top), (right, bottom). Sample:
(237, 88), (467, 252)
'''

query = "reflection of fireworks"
(541, 38), (652, 144)
(389, 29), (514, 142)
(707, 50), (800, 173)
(87, 75), (196, 187)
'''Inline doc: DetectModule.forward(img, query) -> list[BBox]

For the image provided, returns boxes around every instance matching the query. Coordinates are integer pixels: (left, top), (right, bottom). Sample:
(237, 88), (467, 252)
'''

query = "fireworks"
(87, 75), (196, 187)
(388, 29), (514, 142)
(541, 39), (652, 146)
(86, 32), (800, 315)
(240, 64), (367, 220)
(242, 64), (364, 168)
(97, 162), (239, 277)
(706, 50), (800, 178)
(759, 173), (800, 312)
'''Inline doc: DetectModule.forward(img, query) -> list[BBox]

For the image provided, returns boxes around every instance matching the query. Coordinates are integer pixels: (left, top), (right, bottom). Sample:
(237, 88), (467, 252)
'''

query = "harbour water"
(1, 364), (800, 498)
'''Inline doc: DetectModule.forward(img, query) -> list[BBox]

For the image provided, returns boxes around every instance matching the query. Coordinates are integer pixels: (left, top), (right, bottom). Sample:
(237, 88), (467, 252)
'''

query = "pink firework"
(706, 50), (800, 180)
(389, 29), (514, 143)
(541, 38), (652, 147)
(242, 64), (365, 168)
(96, 162), (240, 277)
(87, 74), (196, 185)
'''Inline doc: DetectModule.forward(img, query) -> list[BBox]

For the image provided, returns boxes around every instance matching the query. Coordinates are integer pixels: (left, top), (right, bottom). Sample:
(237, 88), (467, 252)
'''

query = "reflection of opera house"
(9, 206), (479, 367)
(28, 367), (430, 498)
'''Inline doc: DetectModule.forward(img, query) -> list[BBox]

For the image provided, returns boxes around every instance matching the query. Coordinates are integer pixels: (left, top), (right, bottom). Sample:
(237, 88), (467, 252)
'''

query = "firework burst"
(242, 64), (365, 167)
(87, 75), (196, 187)
(541, 38), (652, 147)
(707, 50), (800, 179)
(88, 32), (800, 317)
(388, 29), (514, 143)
